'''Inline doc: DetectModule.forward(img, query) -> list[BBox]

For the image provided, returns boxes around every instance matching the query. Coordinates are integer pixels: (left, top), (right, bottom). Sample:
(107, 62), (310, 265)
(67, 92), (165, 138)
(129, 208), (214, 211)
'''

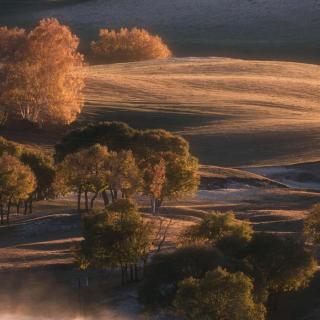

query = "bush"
(138, 246), (225, 308)
(174, 267), (266, 320)
(181, 211), (253, 246)
(247, 233), (317, 295)
(91, 27), (172, 63)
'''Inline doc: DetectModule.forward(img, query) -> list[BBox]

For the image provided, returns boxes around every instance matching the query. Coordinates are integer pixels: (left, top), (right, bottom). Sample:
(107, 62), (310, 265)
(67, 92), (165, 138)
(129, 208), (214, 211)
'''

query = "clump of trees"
(0, 153), (36, 224)
(0, 137), (55, 222)
(139, 211), (317, 319)
(91, 27), (172, 63)
(55, 144), (141, 211)
(0, 18), (85, 126)
(55, 122), (199, 213)
(77, 199), (153, 284)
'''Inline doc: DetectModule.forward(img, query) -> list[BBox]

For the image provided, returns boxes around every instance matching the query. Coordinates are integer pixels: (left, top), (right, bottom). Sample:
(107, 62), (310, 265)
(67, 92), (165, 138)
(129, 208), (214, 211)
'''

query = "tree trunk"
(121, 266), (125, 285)
(77, 187), (82, 212)
(101, 190), (109, 208)
(134, 264), (139, 281)
(124, 265), (128, 283)
(109, 188), (114, 203)
(90, 191), (99, 209)
(155, 198), (163, 214)
(114, 190), (118, 201)
(29, 198), (33, 214)
(6, 200), (11, 224)
(84, 191), (89, 212)
(24, 200), (28, 215)
(151, 198), (156, 215)
(0, 203), (4, 225)
(17, 201), (21, 214)
(130, 265), (134, 282)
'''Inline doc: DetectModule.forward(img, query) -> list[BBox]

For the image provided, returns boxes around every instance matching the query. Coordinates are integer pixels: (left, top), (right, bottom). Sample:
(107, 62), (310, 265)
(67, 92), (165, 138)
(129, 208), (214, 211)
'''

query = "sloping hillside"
(82, 57), (320, 166)
(1, 0), (320, 60)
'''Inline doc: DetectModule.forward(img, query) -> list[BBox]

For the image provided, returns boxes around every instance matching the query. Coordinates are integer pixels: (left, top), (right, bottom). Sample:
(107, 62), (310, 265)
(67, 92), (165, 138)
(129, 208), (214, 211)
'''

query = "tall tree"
(20, 150), (55, 214)
(0, 18), (85, 125)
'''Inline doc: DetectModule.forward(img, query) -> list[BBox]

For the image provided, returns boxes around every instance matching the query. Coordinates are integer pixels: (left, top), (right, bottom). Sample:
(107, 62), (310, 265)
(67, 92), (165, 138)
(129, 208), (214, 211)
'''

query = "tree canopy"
(174, 267), (266, 320)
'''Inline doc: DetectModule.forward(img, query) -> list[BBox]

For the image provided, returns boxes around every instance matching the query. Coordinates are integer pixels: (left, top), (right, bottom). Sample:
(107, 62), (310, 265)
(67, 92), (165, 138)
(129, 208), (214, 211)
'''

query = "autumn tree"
(174, 267), (266, 320)
(91, 27), (172, 63)
(0, 153), (36, 224)
(0, 18), (85, 125)
(0, 26), (26, 62)
(55, 144), (141, 211)
(76, 200), (153, 284)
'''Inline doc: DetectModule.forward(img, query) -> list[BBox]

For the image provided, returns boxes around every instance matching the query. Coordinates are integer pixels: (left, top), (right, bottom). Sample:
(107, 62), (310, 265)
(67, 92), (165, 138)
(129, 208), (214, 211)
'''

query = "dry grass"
(83, 57), (320, 166)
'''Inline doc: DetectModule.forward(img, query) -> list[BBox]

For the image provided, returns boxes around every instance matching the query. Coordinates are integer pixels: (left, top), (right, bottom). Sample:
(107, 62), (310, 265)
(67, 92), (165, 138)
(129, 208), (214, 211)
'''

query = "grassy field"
(82, 57), (320, 166)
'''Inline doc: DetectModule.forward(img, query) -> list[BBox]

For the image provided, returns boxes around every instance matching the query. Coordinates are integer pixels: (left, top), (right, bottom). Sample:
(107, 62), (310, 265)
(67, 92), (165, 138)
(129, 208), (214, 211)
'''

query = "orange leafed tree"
(91, 27), (172, 63)
(0, 18), (85, 125)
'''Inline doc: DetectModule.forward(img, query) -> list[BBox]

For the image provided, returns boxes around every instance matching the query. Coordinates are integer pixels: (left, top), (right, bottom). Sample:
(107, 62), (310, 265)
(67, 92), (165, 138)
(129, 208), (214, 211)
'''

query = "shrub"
(138, 246), (225, 308)
(91, 27), (172, 63)
(174, 267), (266, 320)
(181, 211), (253, 246)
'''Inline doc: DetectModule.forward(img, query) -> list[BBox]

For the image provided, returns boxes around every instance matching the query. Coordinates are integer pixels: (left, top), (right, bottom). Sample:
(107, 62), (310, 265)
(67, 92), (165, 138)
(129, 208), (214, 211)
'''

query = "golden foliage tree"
(0, 18), (85, 125)
(0, 153), (36, 224)
(91, 27), (172, 63)
(55, 144), (141, 211)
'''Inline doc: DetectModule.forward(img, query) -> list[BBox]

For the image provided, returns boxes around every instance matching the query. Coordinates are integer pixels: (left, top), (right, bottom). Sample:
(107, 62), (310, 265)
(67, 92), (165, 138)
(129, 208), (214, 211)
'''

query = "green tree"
(247, 232), (317, 312)
(76, 199), (153, 284)
(20, 150), (55, 214)
(304, 204), (320, 245)
(174, 267), (266, 320)
(182, 211), (253, 246)
(139, 246), (225, 308)
(0, 153), (36, 224)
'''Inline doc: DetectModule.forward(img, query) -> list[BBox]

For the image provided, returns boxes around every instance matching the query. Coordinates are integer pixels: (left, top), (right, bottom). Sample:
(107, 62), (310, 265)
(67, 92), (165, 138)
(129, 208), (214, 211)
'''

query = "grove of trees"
(91, 27), (172, 63)
(0, 137), (55, 222)
(55, 121), (199, 213)
(139, 211), (317, 319)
